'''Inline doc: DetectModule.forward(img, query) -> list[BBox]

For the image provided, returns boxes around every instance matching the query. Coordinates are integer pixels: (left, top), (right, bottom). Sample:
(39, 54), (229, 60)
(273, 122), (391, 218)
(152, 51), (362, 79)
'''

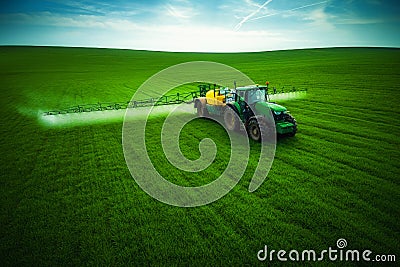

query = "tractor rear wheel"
(197, 103), (208, 117)
(247, 119), (262, 142)
(224, 108), (239, 131)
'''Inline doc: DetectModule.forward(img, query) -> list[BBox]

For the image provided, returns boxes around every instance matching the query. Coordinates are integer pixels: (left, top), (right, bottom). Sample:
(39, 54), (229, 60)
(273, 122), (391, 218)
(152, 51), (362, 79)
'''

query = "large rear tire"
(224, 107), (239, 131)
(197, 103), (209, 117)
(247, 118), (262, 142)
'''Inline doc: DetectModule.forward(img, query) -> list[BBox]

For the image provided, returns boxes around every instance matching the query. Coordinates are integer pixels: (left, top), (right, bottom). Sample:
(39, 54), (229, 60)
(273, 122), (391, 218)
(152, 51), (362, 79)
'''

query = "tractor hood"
(255, 102), (287, 115)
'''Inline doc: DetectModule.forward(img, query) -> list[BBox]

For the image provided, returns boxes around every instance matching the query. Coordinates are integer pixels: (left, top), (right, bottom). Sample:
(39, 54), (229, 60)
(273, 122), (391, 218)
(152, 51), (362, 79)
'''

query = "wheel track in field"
(275, 148), (400, 232)
(297, 117), (399, 147)
(294, 98), (400, 115)
(298, 124), (400, 177)
(298, 129), (400, 178)
(274, 150), (399, 209)
(297, 120), (399, 153)
(265, 159), (398, 247)
(273, 147), (399, 225)
(298, 122), (399, 153)
(275, 127), (397, 191)
(299, 123), (399, 155)
(288, 131), (400, 182)
(274, 136), (399, 190)
(291, 105), (400, 130)
(288, 100), (400, 127)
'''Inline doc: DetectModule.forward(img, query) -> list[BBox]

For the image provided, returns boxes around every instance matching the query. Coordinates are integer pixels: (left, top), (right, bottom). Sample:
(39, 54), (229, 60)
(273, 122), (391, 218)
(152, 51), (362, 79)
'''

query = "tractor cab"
(235, 86), (267, 105)
(234, 86), (268, 118)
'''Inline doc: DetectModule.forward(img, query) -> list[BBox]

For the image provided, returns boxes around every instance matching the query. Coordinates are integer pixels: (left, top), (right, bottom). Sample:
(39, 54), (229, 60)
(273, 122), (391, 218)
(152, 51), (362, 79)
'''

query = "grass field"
(1, 46), (399, 265)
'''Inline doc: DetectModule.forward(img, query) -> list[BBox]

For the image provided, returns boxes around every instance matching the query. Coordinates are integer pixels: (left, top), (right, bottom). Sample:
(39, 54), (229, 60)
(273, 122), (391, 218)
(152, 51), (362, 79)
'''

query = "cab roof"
(235, 85), (268, 91)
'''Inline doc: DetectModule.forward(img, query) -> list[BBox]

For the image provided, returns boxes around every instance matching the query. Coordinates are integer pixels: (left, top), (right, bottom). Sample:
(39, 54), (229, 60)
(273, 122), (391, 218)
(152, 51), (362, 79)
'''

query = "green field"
(1, 46), (399, 265)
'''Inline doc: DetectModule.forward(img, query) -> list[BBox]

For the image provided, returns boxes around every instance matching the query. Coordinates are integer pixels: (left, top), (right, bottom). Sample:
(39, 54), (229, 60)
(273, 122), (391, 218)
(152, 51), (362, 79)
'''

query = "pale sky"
(0, 0), (399, 52)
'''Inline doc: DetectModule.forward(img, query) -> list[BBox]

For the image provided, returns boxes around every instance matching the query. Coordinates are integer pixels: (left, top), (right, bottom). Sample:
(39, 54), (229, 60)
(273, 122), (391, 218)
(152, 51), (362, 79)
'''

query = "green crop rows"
(1, 46), (399, 265)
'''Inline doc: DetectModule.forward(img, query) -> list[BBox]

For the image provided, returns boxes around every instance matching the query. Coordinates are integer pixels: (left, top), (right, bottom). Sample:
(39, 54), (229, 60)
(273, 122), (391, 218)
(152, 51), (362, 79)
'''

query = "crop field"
(1, 46), (399, 265)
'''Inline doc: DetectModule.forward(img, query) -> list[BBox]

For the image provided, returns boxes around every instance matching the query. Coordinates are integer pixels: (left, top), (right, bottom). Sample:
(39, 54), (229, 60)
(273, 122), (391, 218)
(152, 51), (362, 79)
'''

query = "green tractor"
(194, 83), (297, 142)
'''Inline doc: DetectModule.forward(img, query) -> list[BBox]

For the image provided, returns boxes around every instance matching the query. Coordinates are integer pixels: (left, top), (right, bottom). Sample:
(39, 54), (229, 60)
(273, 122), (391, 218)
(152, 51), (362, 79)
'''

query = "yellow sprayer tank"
(206, 90), (226, 106)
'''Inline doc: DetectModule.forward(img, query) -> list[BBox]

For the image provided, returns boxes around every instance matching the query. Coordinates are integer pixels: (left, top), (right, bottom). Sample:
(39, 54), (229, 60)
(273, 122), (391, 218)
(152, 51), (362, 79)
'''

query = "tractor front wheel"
(285, 114), (297, 137)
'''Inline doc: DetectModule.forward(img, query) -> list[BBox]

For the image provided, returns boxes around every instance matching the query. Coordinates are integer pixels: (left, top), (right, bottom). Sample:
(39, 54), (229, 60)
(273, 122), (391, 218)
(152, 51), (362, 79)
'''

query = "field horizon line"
(1, 44), (399, 54)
